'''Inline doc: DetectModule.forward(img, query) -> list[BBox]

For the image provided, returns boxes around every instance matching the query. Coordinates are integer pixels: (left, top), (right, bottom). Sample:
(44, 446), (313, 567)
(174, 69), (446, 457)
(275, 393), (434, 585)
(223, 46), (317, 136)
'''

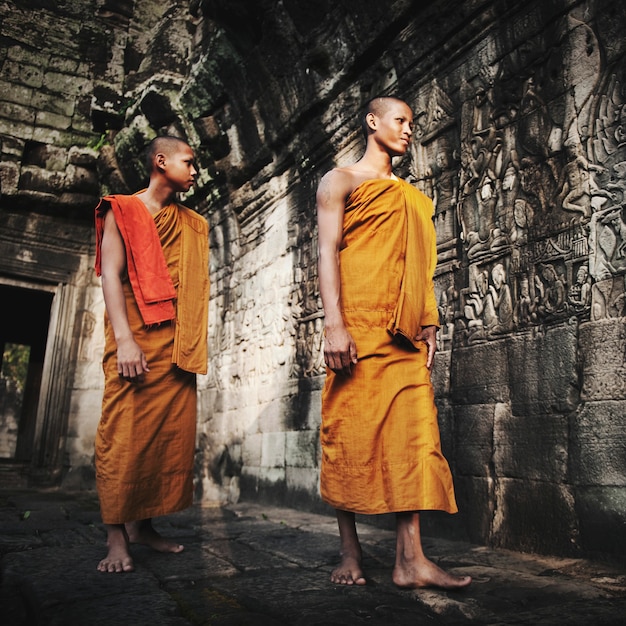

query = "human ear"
(155, 153), (167, 170)
(366, 112), (377, 131)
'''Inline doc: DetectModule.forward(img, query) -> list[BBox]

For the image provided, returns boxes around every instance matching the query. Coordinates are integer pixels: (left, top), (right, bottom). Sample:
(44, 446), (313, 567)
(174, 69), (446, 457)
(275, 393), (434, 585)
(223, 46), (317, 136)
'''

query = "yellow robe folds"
(320, 178), (458, 515)
(95, 201), (209, 525)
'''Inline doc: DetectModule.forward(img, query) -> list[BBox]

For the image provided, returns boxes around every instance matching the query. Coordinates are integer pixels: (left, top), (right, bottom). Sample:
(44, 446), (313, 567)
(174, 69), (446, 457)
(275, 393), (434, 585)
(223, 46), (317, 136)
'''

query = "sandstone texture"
(0, 0), (625, 562)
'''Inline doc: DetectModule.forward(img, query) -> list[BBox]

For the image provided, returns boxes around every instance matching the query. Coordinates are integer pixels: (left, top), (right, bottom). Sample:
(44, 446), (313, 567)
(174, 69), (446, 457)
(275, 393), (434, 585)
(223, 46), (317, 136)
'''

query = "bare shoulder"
(317, 166), (363, 203)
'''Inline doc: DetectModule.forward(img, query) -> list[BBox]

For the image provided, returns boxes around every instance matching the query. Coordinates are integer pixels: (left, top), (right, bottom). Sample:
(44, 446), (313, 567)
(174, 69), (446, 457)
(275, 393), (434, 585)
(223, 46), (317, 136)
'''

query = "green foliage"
(1, 343), (30, 395)
(87, 133), (108, 151)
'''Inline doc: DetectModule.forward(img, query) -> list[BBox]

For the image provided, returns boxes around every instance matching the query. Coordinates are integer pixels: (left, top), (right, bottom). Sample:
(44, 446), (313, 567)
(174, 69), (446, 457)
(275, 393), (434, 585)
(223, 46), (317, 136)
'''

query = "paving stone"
(1, 489), (626, 625)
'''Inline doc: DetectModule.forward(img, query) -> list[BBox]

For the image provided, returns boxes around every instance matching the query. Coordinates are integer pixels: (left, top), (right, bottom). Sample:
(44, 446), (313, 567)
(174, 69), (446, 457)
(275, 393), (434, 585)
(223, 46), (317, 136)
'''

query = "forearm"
(318, 248), (345, 329)
(101, 274), (134, 345)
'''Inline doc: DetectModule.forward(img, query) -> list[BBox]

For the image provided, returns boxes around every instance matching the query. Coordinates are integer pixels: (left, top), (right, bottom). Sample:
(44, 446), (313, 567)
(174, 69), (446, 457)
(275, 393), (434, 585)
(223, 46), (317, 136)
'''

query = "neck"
(359, 145), (394, 178)
(137, 184), (176, 215)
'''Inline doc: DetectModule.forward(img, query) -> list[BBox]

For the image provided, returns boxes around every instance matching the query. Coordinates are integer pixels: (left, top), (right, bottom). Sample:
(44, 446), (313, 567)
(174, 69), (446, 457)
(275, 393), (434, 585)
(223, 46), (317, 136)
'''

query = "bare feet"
(331, 552), (367, 586)
(125, 518), (184, 553)
(392, 557), (471, 590)
(97, 524), (134, 573)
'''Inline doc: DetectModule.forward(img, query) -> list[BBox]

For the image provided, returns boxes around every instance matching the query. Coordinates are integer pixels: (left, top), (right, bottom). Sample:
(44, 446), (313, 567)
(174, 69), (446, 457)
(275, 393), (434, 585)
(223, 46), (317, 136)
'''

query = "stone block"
(35, 110), (72, 132)
(450, 475), (494, 545)
(31, 90), (75, 118)
(241, 432), (262, 468)
(570, 400), (626, 486)
(6, 45), (49, 67)
(0, 79), (32, 105)
(0, 118), (33, 141)
(42, 72), (92, 98)
(453, 403), (494, 476)
(18, 166), (65, 194)
(257, 465), (286, 487)
(67, 147), (98, 169)
(432, 349), (451, 396)
(31, 127), (69, 147)
(0, 135), (25, 159)
(23, 143), (67, 170)
(494, 404), (569, 481)
(48, 55), (81, 75)
(450, 340), (510, 404)
(285, 465), (319, 494)
(576, 486), (626, 559)
(0, 58), (44, 88)
(579, 318), (626, 401)
(508, 323), (579, 416)
(0, 161), (20, 194)
(0, 100), (37, 124)
(285, 430), (319, 468)
(435, 401), (455, 462)
(64, 164), (99, 194)
(492, 478), (579, 557)
(256, 397), (290, 432)
(261, 431), (286, 468)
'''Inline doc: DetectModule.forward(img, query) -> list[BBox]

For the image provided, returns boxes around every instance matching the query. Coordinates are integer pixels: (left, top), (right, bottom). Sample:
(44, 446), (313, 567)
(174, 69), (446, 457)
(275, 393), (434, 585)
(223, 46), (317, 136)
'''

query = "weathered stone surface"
(0, 0), (625, 564)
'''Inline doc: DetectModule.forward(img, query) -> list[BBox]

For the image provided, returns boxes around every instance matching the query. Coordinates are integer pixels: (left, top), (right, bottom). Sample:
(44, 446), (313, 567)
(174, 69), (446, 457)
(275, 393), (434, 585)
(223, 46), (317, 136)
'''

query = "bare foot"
(97, 525), (134, 573)
(331, 552), (367, 586)
(393, 557), (471, 590)
(126, 519), (184, 553)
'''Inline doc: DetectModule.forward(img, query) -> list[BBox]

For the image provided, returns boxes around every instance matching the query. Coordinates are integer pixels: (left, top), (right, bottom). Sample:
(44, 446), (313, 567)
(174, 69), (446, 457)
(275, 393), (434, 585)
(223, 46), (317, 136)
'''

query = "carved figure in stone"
(459, 132), (498, 256)
(463, 269), (489, 341)
(513, 197), (533, 245)
(519, 159), (556, 219)
(597, 206), (626, 275)
(517, 77), (562, 221)
(607, 161), (626, 205)
(432, 145), (459, 242)
(437, 284), (457, 350)
(471, 68), (496, 137)
(487, 263), (514, 334)
(591, 276), (626, 320)
(567, 264), (592, 312)
(312, 317), (326, 375)
(491, 106), (521, 251)
(557, 141), (613, 221)
(515, 275), (535, 325)
(518, 76), (560, 168)
(304, 320), (316, 376)
(293, 322), (308, 377)
(535, 263), (567, 318)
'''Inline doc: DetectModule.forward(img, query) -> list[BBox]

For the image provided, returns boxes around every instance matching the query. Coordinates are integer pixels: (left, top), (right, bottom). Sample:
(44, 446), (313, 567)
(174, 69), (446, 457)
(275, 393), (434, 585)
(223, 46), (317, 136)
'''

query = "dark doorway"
(0, 284), (53, 463)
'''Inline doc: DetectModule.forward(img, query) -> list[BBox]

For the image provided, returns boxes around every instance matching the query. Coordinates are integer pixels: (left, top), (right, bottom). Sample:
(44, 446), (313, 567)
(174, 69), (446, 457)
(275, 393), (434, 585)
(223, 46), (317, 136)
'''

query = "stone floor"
(1, 488), (626, 625)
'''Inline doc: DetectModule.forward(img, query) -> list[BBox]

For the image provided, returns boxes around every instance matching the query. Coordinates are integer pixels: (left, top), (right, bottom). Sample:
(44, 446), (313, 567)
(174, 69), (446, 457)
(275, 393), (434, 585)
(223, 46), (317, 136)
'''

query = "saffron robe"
(95, 197), (209, 524)
(320, 178), (458, 515)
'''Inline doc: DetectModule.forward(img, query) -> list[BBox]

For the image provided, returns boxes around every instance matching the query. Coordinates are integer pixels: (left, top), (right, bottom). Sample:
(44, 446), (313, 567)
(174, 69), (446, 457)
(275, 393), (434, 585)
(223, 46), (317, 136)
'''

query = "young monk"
(94, 136), (209, 573)
(316, 96), (472, 590)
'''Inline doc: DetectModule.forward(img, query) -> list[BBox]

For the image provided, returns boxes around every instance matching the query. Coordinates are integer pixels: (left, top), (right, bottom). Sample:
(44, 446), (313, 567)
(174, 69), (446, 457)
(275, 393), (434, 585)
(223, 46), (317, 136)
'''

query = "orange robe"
(95, 199), (209, 524)
(320, 178), (458, 515)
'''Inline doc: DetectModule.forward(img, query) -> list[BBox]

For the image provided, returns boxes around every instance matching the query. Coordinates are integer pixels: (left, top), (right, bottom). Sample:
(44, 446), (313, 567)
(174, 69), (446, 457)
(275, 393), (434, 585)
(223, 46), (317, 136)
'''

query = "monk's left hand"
(415, 325), (438, 370)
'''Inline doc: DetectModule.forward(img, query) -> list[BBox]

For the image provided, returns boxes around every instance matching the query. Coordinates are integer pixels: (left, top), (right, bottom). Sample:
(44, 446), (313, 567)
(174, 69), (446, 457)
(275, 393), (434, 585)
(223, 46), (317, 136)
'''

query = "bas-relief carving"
(292, 216), (326, 379)
(409, 11), (626, 349)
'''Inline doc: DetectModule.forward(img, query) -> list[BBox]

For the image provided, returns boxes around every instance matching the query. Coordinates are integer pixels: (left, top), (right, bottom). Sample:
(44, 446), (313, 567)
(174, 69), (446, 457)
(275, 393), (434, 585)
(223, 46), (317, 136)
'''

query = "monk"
(94, 136), (209, 573)
(316, 96), (471, 590)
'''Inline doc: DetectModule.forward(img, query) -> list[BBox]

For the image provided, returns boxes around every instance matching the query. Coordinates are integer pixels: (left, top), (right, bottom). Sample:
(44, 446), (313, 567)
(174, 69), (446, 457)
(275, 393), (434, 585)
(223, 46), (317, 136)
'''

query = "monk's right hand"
(116, 336), (150, 383)
(323, 325), (358, 376)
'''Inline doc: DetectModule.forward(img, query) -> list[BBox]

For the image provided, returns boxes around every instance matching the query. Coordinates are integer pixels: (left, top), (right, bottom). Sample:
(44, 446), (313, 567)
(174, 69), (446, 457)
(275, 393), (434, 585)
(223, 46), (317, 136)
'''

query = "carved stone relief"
(407, 9), (626, 350)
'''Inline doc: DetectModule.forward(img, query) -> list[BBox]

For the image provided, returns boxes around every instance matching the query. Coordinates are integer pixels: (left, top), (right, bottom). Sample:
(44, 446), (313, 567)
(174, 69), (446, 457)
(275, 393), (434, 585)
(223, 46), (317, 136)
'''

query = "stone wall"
(0, 0), (624, 561)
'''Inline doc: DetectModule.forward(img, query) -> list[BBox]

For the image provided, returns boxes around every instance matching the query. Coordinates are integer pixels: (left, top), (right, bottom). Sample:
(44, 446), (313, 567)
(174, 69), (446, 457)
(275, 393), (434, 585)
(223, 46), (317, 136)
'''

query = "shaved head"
(360, 96), (409, 140)
(145, 136), (190, 172)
